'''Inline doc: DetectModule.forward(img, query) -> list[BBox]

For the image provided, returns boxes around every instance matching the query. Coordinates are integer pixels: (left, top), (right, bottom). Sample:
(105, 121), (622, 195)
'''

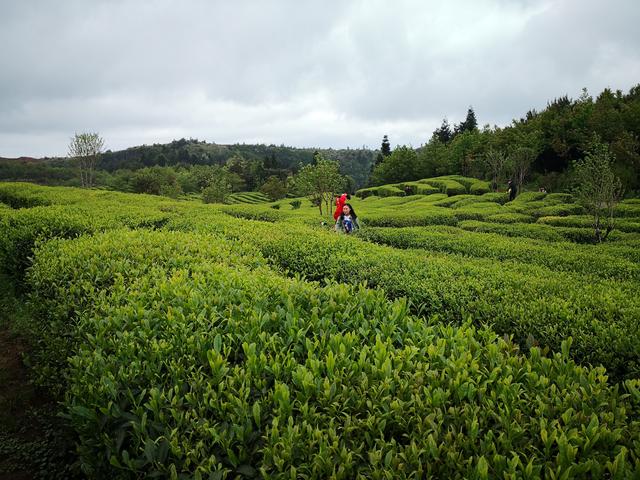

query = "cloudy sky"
(1, 0), (639, 157)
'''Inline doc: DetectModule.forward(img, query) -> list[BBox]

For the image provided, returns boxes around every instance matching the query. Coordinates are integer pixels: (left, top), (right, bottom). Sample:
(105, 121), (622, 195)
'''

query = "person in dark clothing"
(507, 180), (518, 201)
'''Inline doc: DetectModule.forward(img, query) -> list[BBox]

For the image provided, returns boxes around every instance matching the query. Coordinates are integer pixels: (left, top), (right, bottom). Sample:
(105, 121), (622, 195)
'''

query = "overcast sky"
(1, 0), (639, 157)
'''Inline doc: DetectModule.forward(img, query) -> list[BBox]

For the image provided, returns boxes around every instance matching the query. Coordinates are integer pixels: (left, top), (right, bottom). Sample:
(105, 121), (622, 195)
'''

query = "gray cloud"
(1, 0), (639, 157)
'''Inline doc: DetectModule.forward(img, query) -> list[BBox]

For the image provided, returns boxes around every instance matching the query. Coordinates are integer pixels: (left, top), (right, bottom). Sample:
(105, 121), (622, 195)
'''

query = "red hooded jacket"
(333, 193), (348, 221)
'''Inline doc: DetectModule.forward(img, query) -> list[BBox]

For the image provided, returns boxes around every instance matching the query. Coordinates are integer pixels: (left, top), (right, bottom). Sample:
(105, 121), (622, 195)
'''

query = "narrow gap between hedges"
(0, 274), (79, 480)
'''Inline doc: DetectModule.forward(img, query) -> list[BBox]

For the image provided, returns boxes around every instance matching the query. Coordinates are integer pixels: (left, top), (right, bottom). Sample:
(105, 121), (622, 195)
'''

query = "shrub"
(533, 204), (585, 217)
(376, 185), (405, 197)
(289, 200), (301, 209)
(485, 213), (536, 224)
(24, 231), (640, 478)
(355, 187), (378, 199)
(469, 181), (491, 194)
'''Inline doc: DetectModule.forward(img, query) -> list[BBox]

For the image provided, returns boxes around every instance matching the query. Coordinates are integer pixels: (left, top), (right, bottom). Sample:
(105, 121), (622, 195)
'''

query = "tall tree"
(370, 146), (418, 185)
(483, 148), (507, 192)
(68, 132), (104, 188)
(433, 119), (452, 144)
(454, 107), (478, 136)
(381, 135), (391, 157)
(573, 140), (624, 242)
(294, 155), (344, 216)
(508, 146), (536, 192)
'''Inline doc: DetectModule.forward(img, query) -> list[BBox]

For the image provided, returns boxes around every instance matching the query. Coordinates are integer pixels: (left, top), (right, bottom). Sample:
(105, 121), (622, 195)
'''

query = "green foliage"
(225, 191), (270, 205)
(259, 175), (288, 201)
(573, 140), (625, 242)
(22, 230), (640, 478)
(294, 155), (345, 216)
(131, 166), (183, 197)
(419, 177), (467, 196)
(370, 146), (418, 185)
(3, 181), (640, 477)
(68, 132), (104, 188)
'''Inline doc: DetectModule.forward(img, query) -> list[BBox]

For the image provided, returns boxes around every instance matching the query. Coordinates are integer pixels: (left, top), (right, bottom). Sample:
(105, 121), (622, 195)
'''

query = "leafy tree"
(131, 166), (182, 197)
(68, 132), (104, 188)
(370, 146), (418, 185)
(294, 155), (344, 216)
(260, 175), (288, 201)
(202, 175), (232, 204)
(483, 149), (507, 191)
(507, 146), (536, 193)
(416, 137), (449, 179)
(573, 140), (624, 242)
(448, 130), (483, 176)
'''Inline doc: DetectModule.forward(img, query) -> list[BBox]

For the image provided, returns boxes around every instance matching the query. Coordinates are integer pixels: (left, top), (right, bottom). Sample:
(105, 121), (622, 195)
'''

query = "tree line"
(370, 85), (640, 195)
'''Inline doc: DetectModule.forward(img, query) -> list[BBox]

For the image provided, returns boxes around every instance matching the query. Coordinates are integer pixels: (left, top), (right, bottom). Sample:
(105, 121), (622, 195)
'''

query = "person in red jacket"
(333, 193), (350, 221)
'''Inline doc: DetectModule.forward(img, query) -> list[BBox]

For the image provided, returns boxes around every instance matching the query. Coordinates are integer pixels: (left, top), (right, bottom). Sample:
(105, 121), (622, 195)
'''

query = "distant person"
(335, 203), (360, 234)
(539, 187), (547, 193)
(507, 180), (518, 201)
(333, 193), (350, 221)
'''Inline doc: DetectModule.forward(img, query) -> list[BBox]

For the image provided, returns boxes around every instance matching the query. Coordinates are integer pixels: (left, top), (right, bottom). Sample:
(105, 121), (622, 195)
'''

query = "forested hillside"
(0, 142), (375, 191)
(371, 85), (640, 194)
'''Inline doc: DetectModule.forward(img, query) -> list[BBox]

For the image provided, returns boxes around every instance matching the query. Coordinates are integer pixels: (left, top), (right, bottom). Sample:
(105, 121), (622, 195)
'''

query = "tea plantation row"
(1, 182), (640, 477)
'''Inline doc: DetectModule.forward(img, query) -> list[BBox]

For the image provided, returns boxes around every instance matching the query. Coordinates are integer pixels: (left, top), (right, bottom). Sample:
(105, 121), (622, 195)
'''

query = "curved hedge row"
(25, 231), (640, 478)
(171, 215), (640, 381)
(357, 226), (640, 280)
(24, 229), (264, 395)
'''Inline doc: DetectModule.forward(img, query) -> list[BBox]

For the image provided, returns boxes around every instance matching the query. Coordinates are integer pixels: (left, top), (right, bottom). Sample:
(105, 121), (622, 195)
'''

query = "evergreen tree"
(464, 107), (478, 132)
(434, 119), (452, 143)
(381, 135), (391, 157)
(454, 107), (478, 136)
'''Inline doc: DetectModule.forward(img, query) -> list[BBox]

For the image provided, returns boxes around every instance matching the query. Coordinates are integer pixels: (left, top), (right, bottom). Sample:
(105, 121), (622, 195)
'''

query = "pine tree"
(433, 119), (452, 143)
(381, 135), (391, 157)
(454, 107), (478, 136)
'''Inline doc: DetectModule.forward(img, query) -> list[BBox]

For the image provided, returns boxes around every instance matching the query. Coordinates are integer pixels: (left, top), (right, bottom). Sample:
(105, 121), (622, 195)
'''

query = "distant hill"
(0, 140), (377, 190)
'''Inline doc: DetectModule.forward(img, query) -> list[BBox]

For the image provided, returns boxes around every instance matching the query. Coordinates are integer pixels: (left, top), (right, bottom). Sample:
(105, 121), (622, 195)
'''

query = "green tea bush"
(459, 220), (566, 242)
(414, 183), (439, 195)
(377, 185), (405, 197)
(26, 229), (266, 395)
(363, 209), (458, 227)
(419, 178), (467, 196)
(0, 206), (103, 282)
(354, 187), (378, 199)
(221, 204), (286, 223)
(509, 191), (547, 203)
(539, 215), (640, 233)
(197, 219), (640, 380)
(358, 226), (640, 280)
(485, 213), (536, 224)
(432, 195), (475, 208)
(451, 203), (504, 221)
(616, 203), (640, 218)
(533, 204), (585, 217)
(543, 193), (574, 205)
(450, 195), (504, 208)
(469, 181), (491, 194)
(479, 192), (509, 204)
(0, 182), (55, 208)
(27, 234), (640, 478)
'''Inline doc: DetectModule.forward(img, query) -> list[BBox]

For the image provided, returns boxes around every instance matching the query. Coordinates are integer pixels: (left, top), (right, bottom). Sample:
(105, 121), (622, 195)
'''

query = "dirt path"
(0, 277), (78, 479)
